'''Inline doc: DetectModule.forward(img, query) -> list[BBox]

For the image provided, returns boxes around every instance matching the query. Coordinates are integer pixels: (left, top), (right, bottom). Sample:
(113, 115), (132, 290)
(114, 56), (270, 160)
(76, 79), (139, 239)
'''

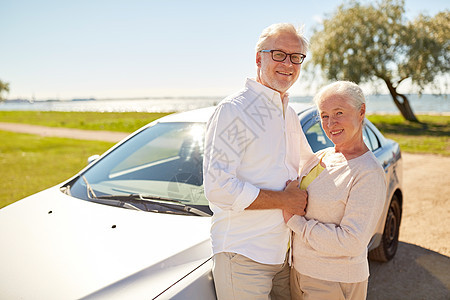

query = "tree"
(0, 80), (10, 102)
(309, 0), (450, 122)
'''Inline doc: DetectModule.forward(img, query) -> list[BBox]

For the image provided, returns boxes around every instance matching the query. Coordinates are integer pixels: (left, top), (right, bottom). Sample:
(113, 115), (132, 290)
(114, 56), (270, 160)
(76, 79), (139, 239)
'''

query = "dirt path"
(0, 122), (128, 142)
(368, 153), (450, 299)
(0, 123), (449, 299)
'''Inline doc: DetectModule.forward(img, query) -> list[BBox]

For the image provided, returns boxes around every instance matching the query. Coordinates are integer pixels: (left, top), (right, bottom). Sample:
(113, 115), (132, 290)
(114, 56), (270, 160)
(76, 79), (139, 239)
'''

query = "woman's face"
(318, 94), (365, 151)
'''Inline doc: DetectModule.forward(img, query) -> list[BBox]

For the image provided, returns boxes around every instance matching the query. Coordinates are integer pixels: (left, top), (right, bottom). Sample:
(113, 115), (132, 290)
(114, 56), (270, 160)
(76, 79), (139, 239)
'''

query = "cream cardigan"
(287, 148), (386, 283)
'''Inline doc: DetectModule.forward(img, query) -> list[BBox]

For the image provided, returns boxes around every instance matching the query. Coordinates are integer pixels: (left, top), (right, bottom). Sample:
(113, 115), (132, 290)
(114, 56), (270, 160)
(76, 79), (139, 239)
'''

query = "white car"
(0, 104), (403, 299)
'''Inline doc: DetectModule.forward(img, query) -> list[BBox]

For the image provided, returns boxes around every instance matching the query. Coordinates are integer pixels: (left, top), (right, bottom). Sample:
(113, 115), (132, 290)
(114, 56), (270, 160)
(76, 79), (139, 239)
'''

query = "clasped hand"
(282, 179), (307, 223)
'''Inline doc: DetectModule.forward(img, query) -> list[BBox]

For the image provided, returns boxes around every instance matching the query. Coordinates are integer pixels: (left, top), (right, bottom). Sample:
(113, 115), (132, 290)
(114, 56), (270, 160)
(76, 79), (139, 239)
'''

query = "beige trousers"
(290, 267), (368, 300)
(212, 252), (291, 300)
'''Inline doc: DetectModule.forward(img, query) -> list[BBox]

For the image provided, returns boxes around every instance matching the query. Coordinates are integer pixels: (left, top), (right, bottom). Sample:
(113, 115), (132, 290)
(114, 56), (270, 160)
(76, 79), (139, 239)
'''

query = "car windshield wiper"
(82, 176), (97, 199)
(82, 176), (142, 211)
(96, 194), (210, 217)
(80, 176), (209, 216)
(89, 196), (144, 211)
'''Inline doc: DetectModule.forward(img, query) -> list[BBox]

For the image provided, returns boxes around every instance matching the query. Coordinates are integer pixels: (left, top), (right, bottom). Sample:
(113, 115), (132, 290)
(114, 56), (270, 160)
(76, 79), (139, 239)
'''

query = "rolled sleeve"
(231, 182), (260, 211)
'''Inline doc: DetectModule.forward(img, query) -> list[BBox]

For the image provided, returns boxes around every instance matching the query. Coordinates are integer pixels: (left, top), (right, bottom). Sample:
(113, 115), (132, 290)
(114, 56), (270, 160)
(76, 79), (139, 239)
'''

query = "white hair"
(313, 81), (366, 110)
(255, 23), (308, 54)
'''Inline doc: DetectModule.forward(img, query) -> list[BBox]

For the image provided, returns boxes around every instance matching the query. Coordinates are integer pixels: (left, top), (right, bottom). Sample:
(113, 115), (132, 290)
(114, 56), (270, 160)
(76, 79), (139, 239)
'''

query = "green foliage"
(0, 131), (114, 208)
(0, 111), (171, 132)
(310, 0), (449, 90)
(407, 11), (450, 91)
(0, 80), (10, 101)
(308, 0), (449, 121)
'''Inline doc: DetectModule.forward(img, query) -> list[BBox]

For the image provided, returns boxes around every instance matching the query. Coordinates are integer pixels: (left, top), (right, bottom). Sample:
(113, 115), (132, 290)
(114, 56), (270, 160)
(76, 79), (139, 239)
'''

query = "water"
(363, 94), (449, 115)
(0, 94), (448, 114)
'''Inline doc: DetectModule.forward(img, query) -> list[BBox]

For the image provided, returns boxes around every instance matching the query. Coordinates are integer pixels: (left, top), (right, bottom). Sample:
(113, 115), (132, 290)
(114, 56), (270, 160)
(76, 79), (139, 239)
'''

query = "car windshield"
(67, 122), (210, 215)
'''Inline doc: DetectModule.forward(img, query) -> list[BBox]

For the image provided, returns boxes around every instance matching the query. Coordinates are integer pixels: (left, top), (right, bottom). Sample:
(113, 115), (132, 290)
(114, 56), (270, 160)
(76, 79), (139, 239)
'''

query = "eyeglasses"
(260, 50), (306, 65)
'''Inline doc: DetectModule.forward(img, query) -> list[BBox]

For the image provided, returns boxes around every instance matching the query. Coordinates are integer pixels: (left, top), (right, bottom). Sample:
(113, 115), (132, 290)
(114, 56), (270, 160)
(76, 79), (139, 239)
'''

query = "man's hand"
(283, 210), (294, 223)
(245, 179), (308, 212)
(282, 180), (307, 216)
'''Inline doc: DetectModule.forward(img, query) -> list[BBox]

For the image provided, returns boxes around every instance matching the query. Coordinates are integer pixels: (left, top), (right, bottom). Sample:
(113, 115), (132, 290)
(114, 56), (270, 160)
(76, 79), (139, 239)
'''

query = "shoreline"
(3, 92), (448, 102)
(0, 110), (449, 116)
(1, 94), (448, 115)
(367, 111), (450, 116)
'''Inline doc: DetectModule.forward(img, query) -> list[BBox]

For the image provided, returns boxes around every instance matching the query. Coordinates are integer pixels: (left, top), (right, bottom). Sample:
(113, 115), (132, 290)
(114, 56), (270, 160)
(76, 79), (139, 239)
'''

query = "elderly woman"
(284, 81), (386, 299)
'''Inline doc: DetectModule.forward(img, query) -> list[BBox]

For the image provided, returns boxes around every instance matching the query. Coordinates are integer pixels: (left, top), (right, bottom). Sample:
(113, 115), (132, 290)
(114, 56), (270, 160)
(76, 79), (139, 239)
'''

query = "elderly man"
(203, 23), (313, 299)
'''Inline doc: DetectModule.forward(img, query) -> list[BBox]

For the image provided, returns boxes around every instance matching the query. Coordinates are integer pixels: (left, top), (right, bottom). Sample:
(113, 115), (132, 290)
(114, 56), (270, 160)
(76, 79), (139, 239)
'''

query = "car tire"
(369, 194), (402, 262)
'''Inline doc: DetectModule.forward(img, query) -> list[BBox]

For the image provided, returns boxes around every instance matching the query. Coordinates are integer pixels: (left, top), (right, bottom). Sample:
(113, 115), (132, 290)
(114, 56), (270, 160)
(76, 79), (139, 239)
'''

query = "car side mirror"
(87, 154), (100, 165)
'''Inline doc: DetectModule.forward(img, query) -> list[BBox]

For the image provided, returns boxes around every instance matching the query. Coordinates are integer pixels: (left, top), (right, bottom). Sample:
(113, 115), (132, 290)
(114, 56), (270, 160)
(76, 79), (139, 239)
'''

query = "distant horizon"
(4, 93), (449, 102)
(1, 94), (447, 115)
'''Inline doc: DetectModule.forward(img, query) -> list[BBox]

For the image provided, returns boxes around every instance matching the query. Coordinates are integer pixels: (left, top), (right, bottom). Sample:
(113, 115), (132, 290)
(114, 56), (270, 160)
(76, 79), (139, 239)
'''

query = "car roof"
(157, 102), (314, 123)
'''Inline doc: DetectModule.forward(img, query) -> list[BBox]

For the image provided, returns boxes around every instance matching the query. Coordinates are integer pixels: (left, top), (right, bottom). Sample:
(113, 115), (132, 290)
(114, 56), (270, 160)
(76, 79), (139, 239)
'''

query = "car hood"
(0, 186), (212, 299)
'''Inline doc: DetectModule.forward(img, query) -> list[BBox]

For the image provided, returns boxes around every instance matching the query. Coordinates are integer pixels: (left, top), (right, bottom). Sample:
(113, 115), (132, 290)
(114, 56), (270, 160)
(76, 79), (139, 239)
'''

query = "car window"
(363, 128), (372, 150)
(68, 122), (209, 211)
(110, 127), (196, 177)
(363, 125), (381, 151)
(304, 122), (334, 152)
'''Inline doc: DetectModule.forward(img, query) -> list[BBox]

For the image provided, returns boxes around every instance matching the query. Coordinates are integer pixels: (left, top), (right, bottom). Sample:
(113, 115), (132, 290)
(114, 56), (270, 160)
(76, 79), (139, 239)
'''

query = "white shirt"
(203, 78), (313, 264)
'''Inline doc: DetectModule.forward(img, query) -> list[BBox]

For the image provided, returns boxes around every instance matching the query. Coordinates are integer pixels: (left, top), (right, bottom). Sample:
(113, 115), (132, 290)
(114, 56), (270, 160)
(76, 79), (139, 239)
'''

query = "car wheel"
(369, 194), (402, 262)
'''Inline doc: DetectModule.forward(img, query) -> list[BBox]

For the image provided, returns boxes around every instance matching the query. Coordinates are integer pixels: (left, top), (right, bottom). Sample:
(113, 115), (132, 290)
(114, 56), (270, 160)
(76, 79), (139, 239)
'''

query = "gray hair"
(313, 81), (366, 110)
(255, 23), (308, 54)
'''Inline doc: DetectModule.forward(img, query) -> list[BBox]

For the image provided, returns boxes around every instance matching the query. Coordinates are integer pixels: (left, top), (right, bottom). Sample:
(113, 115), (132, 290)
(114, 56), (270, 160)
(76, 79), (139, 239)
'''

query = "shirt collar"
(245, 78), (290, 111)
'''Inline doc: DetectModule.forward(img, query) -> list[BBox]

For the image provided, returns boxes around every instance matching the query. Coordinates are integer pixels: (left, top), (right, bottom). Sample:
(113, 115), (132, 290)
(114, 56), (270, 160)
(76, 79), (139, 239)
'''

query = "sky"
(1, 0), (449, 100)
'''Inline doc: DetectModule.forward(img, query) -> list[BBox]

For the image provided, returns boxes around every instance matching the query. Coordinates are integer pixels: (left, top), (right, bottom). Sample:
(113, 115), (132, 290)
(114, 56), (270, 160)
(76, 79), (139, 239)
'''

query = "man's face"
(256, 32), (303, 97)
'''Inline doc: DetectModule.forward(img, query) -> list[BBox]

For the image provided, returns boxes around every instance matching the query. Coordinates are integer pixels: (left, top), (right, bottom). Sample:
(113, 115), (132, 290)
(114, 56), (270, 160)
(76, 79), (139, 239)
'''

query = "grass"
(0, 111), (171, 132)
(367, 114), (450, 156)
(0, 111), (448, 209)
(0, 130), (114, 208)
(2, 112), (447, 155)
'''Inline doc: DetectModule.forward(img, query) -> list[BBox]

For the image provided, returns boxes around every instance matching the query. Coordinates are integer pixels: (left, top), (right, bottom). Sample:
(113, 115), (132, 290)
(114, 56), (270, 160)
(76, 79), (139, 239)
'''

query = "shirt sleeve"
(203, 103), (260, 211)
(287, 165), (386, 257)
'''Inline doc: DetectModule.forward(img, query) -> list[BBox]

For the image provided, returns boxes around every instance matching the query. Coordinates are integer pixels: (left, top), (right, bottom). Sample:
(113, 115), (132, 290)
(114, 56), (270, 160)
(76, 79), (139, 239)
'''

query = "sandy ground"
(368, 153), (450, 300)
(0, 123), (449, 299)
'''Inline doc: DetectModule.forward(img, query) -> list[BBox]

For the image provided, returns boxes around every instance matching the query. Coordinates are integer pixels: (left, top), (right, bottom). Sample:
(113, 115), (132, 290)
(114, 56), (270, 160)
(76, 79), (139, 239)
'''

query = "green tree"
(309, 0), (450, 122)
(0, 80), (10, 102)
